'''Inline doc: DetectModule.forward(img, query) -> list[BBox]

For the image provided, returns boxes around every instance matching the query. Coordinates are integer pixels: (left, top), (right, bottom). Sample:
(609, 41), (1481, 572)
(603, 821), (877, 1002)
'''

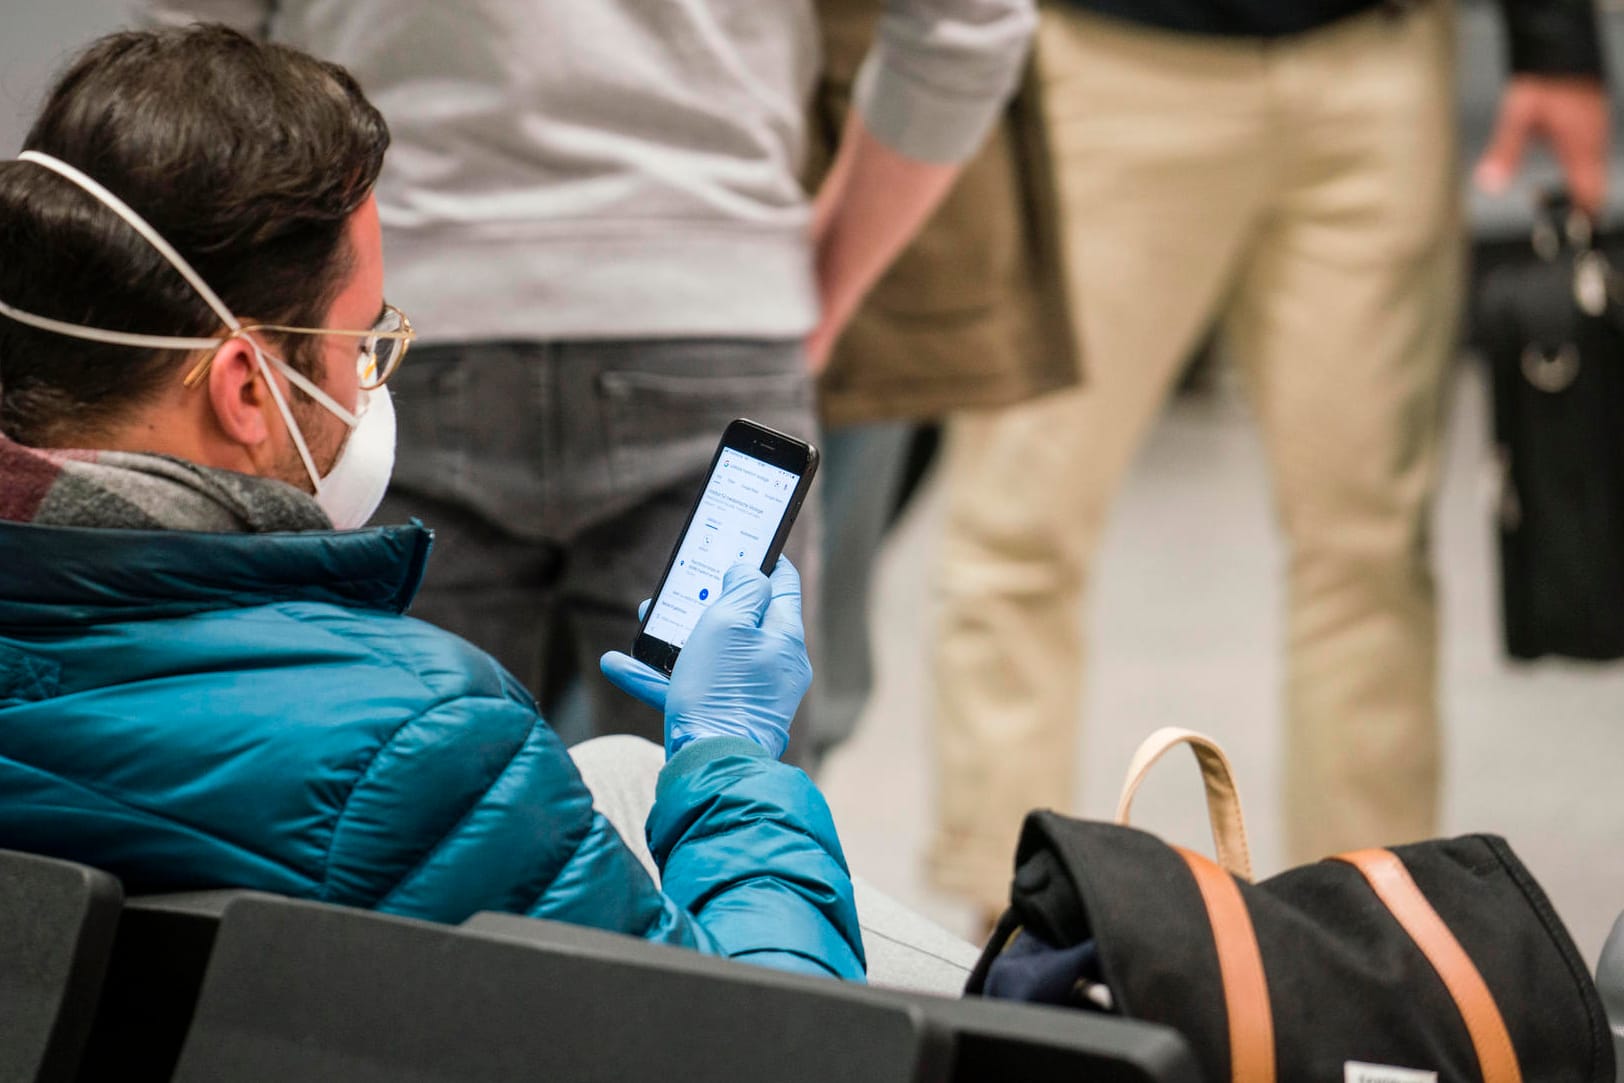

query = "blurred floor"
(821, 358), (1624, 968)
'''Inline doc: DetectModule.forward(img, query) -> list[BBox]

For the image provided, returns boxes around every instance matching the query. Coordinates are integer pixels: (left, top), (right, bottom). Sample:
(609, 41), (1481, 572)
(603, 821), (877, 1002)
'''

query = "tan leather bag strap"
(1117, 728), (1254, 881)
(1334, 850), (1523, 1083)
(1175, 846), (1276, 1083)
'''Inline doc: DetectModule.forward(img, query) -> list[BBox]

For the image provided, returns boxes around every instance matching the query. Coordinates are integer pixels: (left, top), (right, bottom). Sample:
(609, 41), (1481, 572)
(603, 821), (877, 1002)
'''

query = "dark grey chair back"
(896, 989), (1197, 1082)
(465, 912), (1199, 1083)
(76, 890), (261, 1083)
(173, 895), (949, 1083)
(0, 849), (121, 1083)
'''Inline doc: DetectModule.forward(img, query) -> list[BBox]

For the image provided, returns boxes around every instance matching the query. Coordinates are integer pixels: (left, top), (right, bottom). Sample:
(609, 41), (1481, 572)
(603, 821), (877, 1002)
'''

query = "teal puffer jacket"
(0, 521), (864, 980)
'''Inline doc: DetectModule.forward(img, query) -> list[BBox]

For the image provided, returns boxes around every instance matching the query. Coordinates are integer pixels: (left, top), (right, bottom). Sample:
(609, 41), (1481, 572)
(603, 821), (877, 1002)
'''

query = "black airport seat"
(0, 848), (122, 1083)
(899, 988), (1197, 1082)
(76, 890), (266, 1083)
(466, 912), (1201, 1083)
(171, 894), (948, 1083)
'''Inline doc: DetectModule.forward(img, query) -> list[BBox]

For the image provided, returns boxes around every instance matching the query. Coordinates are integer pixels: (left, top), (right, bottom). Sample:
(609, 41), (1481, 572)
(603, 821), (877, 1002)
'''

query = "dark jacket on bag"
(1058, 0), (1606, 78)
(807, 0), (1082, 428)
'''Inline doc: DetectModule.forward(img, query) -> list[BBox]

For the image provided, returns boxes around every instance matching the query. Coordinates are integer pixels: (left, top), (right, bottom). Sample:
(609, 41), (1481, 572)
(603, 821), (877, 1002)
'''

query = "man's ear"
(205, 338), (274, 448)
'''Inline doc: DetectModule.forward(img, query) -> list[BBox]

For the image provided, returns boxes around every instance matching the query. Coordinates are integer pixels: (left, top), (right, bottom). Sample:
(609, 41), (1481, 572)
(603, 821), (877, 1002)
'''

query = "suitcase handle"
(1115, 727), (1254, 881)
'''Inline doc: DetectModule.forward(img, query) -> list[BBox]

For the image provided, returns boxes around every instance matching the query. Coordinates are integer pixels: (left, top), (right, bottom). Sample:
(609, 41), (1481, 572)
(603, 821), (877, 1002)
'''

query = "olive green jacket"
(808, 0), (1083, 426)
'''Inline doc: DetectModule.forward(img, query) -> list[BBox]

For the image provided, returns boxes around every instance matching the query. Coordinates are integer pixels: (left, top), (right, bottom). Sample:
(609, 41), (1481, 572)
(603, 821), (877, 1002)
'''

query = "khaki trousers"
(929, 2), (1463, 911)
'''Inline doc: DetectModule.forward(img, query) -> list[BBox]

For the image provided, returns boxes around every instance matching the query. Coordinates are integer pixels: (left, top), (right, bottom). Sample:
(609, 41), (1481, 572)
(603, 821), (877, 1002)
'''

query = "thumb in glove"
(600, 558), (810, 759)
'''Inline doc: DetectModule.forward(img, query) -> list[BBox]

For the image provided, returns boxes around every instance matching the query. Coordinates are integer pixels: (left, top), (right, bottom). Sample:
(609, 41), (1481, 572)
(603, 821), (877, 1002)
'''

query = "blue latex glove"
(600, 558), (811, 760)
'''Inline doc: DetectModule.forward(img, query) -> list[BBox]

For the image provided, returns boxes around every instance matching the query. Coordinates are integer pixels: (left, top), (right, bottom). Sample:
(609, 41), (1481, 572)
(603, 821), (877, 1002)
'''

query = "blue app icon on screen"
(699, 588), (710, 601)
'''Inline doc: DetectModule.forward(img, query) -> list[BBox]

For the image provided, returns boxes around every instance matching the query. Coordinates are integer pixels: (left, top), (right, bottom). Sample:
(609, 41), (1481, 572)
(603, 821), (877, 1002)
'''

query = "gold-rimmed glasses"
(182, 303), (415, 390)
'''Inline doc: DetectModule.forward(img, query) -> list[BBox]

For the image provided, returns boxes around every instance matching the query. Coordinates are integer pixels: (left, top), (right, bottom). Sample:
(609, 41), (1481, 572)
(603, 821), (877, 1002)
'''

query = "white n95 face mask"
(311, 381), (396, 530)
(0, 150), (396, 529)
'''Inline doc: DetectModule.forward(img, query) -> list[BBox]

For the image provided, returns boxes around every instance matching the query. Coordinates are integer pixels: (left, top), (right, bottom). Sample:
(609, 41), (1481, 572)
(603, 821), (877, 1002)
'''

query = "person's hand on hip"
(600, 558), (811, 760)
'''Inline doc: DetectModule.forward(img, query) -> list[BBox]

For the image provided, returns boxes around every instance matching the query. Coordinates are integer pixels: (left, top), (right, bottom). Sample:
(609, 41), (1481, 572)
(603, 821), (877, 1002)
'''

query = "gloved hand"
(600, 558), (811, 760)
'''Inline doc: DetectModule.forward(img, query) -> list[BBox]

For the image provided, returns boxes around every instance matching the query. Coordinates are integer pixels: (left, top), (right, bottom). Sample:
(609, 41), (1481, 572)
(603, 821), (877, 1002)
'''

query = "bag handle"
(1122, 732), (1270, 1081)
(1115, 727), (1254, 881)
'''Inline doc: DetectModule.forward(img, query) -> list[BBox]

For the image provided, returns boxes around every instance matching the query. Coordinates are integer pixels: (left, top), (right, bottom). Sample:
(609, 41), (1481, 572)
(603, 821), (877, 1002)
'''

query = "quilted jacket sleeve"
(318, 695), (862, 980)
(649, 738), (866, 980)
(315, 690), (702, 939)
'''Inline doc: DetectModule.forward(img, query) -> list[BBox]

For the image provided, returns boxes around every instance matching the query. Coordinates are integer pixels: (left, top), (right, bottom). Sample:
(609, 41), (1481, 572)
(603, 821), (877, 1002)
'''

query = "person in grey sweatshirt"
(137, 0), (1035, 759)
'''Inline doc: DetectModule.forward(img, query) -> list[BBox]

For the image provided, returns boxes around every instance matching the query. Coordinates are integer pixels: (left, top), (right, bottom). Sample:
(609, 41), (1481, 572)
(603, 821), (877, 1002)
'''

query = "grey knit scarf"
(0, 433), (332, 533)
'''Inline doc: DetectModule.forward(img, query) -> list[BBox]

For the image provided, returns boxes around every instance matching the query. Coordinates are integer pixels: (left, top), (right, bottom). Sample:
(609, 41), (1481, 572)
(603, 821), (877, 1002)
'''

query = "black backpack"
(966, 729), (1613, 1083)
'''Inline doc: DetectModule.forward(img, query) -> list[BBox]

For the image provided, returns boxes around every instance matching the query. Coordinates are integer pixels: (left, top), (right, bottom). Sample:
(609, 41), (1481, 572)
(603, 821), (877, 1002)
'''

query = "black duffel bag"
(966, 729), (1613, 1082)
(1479, 193), (1624, 661)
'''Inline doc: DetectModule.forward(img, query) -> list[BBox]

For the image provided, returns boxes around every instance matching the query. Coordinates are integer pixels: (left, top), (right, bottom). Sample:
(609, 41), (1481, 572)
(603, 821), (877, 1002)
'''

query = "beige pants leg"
(929, 3), (1459, 909)
(1226, 4), (1461, 864)
(928, 8), (1275, 911)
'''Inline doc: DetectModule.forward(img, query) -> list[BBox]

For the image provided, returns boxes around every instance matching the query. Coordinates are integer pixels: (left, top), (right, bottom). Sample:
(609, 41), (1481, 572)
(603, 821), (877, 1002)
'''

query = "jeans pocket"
(389, 344), (476, 495)
(390, 342), (557, 526)
(597, 360), (813, 500)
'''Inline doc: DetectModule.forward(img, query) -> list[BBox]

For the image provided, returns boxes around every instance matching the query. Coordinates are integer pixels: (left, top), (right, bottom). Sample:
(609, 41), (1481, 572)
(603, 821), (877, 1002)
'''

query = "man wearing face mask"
(0, 26), (898, 983)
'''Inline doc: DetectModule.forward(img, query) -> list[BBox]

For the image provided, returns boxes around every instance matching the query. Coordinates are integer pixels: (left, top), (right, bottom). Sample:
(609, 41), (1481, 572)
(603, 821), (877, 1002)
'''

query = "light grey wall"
(1, 2), (128, 154)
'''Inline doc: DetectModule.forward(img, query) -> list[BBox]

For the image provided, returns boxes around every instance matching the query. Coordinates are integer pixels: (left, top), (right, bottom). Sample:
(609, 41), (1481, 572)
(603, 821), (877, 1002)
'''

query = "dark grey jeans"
(374, 338), (821, 761)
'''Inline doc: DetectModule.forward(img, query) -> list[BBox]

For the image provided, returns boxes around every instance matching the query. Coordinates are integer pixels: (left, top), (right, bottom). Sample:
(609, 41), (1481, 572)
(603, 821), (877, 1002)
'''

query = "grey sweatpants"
(569, 735), (981, 995)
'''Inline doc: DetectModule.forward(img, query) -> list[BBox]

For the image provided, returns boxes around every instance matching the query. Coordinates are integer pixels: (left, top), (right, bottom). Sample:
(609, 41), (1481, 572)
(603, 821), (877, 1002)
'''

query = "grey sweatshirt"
(137, 0), (1035, 343)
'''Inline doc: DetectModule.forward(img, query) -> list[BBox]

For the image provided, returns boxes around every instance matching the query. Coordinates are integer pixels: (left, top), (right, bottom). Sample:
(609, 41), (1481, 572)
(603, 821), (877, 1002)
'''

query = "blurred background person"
(139, 0), (1035, 761)
(927, 0), (1609, 926)
(805, 0), (1081, 757)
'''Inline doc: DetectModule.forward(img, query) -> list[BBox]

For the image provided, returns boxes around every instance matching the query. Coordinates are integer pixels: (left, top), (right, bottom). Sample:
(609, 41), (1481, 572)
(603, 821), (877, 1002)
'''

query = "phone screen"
(642, 447), (803, 650)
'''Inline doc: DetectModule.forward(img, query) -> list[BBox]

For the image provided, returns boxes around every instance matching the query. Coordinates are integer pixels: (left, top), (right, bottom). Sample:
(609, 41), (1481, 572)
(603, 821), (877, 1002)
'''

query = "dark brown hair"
(0, 24), (390, 446)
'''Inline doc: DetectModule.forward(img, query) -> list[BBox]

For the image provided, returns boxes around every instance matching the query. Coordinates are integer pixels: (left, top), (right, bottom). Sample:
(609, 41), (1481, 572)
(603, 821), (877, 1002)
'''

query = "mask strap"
(18, 151), (241, 332)
(249, 341), (367, 503)
(262, 348), (361, 427)
(252, 347), (327, 495)
(12, 151), (359, 427)
(0, 297), (223, 351)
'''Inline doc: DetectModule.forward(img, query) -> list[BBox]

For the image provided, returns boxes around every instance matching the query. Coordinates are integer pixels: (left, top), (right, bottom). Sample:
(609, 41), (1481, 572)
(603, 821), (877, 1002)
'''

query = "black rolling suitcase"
(1478, 195), (1624, 661)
